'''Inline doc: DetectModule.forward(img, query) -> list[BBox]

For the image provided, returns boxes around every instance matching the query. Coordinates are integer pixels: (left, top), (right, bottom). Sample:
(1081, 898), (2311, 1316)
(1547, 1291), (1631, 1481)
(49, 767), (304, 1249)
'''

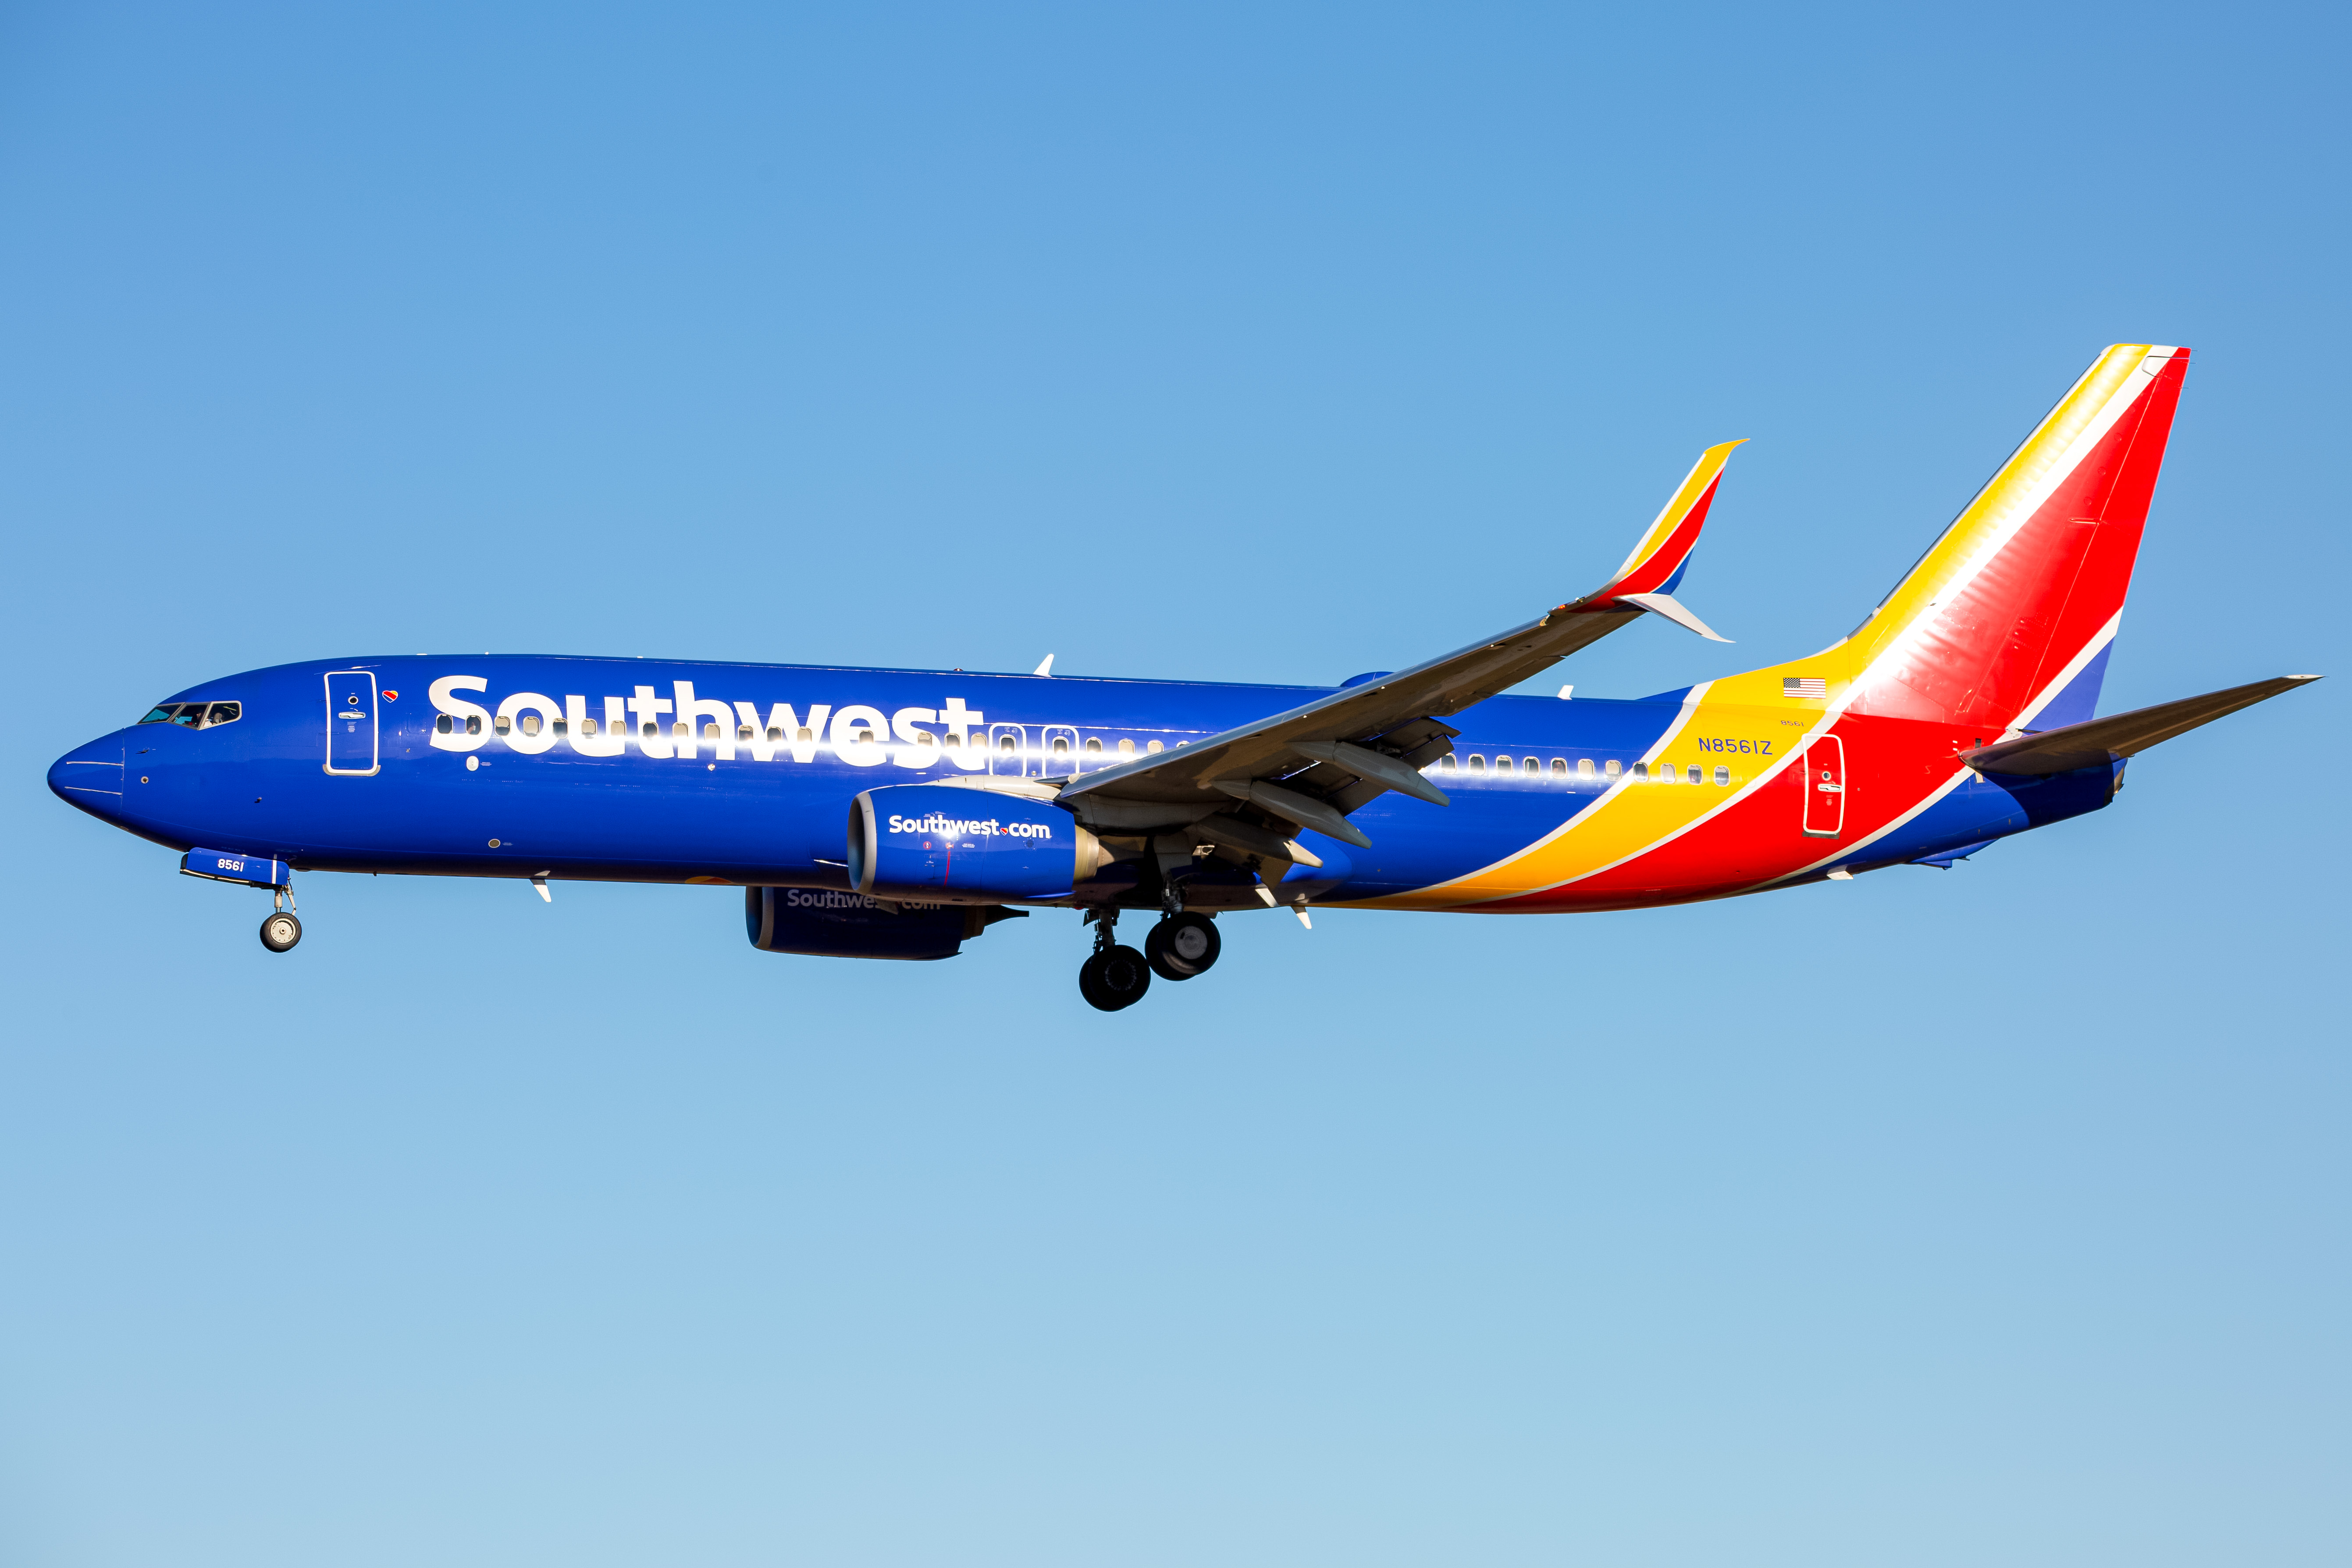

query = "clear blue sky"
(3, 4), (2346, 1565)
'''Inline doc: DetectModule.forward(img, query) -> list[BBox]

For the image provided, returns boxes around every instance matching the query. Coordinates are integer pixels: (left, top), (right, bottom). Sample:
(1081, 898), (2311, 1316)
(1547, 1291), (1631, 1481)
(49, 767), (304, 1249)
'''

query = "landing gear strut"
(1078, 909), (1151, 1012)
(260, 886), (302, 953)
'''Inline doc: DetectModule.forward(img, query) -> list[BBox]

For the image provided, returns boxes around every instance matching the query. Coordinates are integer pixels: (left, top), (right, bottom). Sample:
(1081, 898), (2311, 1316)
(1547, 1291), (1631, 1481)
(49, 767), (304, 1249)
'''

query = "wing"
(1057, 441), (1745, 847)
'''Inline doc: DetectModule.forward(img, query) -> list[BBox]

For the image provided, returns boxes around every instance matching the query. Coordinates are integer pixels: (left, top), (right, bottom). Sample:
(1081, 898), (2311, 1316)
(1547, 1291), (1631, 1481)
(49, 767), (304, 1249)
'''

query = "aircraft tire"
(1079, 945), (1151, 1011)
(1145, 912), (1220, 981)
(260, 912), (302, 953)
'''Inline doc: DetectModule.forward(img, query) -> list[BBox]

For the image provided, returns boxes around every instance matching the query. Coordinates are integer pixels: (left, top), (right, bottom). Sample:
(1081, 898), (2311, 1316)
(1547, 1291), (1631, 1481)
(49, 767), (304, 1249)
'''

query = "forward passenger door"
(324, 671), (380, 776)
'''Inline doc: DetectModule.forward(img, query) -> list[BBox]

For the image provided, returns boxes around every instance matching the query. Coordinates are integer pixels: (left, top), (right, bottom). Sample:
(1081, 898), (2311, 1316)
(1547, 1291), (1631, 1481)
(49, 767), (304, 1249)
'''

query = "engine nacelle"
(744, 886), (1025, 961)
(847, 783), (1102, 901)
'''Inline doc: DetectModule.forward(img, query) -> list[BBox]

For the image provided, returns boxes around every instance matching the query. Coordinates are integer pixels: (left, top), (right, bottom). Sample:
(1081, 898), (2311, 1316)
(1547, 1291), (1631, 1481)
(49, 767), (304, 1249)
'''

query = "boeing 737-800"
(48, 343), (2316, 1008)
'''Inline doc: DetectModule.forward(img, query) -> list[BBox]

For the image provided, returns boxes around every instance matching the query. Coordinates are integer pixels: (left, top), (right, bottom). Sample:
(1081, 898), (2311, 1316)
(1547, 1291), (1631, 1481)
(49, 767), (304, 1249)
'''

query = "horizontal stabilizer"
(1964, 674), (2320, 776)
(1910, 839), (1995, 870)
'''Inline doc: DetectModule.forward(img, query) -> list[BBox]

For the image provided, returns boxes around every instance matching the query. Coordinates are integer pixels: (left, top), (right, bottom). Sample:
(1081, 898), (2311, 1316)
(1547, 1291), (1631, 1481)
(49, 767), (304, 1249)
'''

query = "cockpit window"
(139, 700), (242, 729)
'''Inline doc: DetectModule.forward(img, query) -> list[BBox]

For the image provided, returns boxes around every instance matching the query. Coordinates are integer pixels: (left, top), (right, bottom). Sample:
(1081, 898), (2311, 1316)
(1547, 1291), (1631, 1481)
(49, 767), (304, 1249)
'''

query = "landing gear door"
(988, 723), (1030, 777)
(1800, 733), (1845, 837)
(325, 670), (380, 776)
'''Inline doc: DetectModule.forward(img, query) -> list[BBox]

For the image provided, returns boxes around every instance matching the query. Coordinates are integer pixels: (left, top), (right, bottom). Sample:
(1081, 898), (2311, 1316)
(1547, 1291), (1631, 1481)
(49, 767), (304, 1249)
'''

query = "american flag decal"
(1783, 676), (1827, 699)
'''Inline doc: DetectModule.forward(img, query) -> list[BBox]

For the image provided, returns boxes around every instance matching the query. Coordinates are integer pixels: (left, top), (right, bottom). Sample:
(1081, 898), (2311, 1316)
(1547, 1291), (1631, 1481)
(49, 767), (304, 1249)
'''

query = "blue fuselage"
(49, 654), (2107, 910)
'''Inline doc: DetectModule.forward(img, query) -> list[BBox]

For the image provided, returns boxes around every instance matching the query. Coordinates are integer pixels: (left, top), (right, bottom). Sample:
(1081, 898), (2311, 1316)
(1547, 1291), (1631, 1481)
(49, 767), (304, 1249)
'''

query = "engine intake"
(846, 783), (1103, 901)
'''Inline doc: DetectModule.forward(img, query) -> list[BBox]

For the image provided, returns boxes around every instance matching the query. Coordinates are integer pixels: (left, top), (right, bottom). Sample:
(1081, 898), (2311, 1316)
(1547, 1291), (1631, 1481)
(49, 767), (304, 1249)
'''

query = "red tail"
(1761, 345), (2191, 733)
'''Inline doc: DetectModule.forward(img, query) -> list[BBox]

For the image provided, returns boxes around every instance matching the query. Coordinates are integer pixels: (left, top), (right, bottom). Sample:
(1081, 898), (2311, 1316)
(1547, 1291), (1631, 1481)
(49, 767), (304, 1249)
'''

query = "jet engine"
(846, 783), (1105, 902)
(744, 885), (1025, 961)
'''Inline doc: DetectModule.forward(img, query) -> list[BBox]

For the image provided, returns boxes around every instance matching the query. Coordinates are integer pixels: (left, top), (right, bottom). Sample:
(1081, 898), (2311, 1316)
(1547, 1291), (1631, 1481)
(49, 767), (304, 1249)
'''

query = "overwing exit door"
(325, 670), (380, 776)
(1800, 733), (1845, 836)
(987, 723), (1030, 777)
(1038, 725), (1081, 776)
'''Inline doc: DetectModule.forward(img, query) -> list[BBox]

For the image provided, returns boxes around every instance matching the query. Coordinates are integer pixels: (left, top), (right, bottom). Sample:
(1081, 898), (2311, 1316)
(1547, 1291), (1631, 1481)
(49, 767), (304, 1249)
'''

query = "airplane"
(48, 342), (2318, 1010)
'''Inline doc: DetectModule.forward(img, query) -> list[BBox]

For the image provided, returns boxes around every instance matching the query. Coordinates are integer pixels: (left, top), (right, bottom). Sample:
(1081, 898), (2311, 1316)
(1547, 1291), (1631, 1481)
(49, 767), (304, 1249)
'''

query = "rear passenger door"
(324, 671), (380, 776)
(1800, 734), (1845, 837)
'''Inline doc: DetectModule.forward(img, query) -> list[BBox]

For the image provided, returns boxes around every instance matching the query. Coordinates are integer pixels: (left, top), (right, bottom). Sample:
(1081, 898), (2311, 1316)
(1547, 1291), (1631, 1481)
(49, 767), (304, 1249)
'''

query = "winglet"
(1590, 439), (1744, 602)
(1616, 591), (1732, 642)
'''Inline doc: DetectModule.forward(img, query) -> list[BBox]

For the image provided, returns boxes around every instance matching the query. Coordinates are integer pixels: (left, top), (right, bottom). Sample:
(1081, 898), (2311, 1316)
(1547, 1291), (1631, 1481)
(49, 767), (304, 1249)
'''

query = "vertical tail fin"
(1744, 344), (2190, 731)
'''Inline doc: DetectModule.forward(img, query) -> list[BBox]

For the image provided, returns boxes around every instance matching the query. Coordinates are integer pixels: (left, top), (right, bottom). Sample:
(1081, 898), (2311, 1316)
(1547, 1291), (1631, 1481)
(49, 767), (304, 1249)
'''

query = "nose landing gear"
(260, 885), (301, 953)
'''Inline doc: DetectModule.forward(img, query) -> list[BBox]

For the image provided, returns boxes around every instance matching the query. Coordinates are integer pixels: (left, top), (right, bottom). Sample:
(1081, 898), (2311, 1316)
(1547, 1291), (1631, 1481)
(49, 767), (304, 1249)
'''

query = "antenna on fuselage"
(1033, 654), (1055, 677)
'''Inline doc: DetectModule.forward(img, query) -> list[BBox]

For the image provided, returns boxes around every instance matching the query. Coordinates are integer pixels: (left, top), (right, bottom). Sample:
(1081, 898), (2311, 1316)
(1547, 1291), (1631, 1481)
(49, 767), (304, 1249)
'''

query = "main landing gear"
(1145, 910), (1220, 981)
(260, 886), (301, 953)
(1078, 909), (1151, 1011)
(1077, 906), (1222, 1011)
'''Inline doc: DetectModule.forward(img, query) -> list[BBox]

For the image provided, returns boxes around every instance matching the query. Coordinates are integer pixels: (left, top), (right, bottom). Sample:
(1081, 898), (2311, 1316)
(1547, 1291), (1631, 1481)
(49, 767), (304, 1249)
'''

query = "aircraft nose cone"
(49, 738), (126, 814)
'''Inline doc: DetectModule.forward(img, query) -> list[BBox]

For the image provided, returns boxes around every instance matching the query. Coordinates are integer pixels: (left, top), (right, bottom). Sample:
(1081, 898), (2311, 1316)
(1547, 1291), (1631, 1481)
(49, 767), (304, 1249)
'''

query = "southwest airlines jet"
(48, 344), (2317, 1009)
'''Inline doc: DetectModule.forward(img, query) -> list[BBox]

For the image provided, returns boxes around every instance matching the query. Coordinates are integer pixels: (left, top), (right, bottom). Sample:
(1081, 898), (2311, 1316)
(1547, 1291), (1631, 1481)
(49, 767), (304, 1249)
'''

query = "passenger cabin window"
(1578, 759), (1595, 779)
(1523, 757), (1539, 775)
(1687, 764), (1701, 784)
(1085, 738), (1103, 756)
(1146, 740), (1165, 754)
(1438, 755), (1457, 773)
(520, 715), (542, 736)
(1117, 739), (1136, 757)
(1467, 755), (1487, 774)
(1550, 758), (1567, 777)
(1713, 765), (1731, 786)
(1604, 759), (1622, 779)
(436, 714), (453, 734)
(1493, 755), (1513, 775)
(1631, 762), (1647, 780)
